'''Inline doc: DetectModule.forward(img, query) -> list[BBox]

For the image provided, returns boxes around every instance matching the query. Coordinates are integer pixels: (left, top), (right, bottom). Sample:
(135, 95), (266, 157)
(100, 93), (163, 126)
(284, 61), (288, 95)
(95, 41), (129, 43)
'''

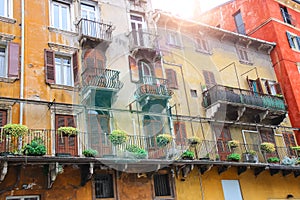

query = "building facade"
(0, 0), (299, 199)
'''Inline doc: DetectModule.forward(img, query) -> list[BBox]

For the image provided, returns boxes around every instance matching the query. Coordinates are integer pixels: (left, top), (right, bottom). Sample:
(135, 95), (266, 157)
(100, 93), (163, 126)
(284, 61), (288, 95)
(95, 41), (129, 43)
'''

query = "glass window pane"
(0, 48), (5, 77)
(61, 6), (68, 30)
(53, 4), (60, 28)
(0, 0), (5, 16)
(221, 180), (243, 200)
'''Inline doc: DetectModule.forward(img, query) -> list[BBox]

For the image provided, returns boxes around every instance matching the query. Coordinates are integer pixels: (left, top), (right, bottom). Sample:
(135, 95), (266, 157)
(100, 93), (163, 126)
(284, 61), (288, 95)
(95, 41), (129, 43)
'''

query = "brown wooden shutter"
(73, 51), (79, 85)
(44, 49), (55, 84)
(0, 110), (7, 126)
(154, 60), (163, 79)
(8, 42), (20, 78)
(55, 115), (76, 129)
(128, 56), (139, 82)
(274, 83), (282, 95)
(255, 78), (263, 93)
(265, 80), (271, 95)
(166, 69), (178, 89)
(174, 121), (186, 145)
(246, 76), (253, 91)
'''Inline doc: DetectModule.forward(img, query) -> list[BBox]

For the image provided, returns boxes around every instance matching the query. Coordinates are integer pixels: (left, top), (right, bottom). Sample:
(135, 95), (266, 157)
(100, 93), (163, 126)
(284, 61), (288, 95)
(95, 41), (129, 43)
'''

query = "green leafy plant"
(24, 138), (46, 156)
(109, 130), (128, 145)
(3, 124), (28, 137)
(57, 127), (79, 136)
(245, 150), (257, 155)
(215, 154), (220, 161)
(83, 149), (98, 157)
(126, 145), (147, 159)
(156, 134), (172, 148)
(228, 140), (239, 148)
(267, 157), (280, 163)
(181, 150), (195, 160)
(188, 136), (201, 145)
(290, 146), (300, 151)
(260, 142), (275, 153)
(227, 153), (241, 162)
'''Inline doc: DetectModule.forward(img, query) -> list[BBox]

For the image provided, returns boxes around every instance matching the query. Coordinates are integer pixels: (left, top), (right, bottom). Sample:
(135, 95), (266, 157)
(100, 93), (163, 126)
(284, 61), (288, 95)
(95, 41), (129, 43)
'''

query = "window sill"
(239, 60), (253, 65)
(0, 16), (16, 24)
(0, 77), (18, 83)
(154, 197), (174, 200)
(195, 48), (212, 55)
(166, 43), (182, 49)
(49, 84), (79, 91)
(48, 27), (78, 36)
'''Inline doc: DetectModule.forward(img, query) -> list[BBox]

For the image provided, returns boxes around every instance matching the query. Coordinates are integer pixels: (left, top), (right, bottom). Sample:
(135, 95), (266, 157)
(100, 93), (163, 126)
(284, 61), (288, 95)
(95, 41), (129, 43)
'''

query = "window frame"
(93, 172), (116, 200)
(55, 54), (73, 86)
(236, 46), (252, 65)
(153, 173), (174, 199)
(50, 0), (72, 31)
(194, 37), (210, 54)
(0, 45), (7, 78)
(0, 0), (13, 19)
(6, 195), (40, 200)
(233, 10), (245, 35)
(280, 6), (293, 25)
(167, 31), (181, 48)
(286, 31), (300, 51)
(221, 180), (243, 200)
(165, 68), (178, 89)
(0, 42), (20, 80)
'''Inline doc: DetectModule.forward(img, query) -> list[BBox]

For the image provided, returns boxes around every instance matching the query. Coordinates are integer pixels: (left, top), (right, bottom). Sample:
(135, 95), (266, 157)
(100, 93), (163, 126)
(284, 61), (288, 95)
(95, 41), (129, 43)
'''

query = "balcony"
(202, 85), (286, 125)
(134, 76), (173, 110)
(129, 30), (158, 51)
(81, 68), (123, 107)
(77, 18), (113, 43)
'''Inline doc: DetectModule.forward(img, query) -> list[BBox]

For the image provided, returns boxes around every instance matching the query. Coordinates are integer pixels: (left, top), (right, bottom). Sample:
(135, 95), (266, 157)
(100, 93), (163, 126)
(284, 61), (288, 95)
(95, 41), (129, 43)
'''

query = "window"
(263, 80), (282, 95)
(286, 32), (300, 51)
(167, 31), (181, 47)
(214, 125), (232, 161)
(44, 49), (78, 86)
(0, 43), (19, 79)
(190, 89), (197, 97)
(81, 3), (98, 37)
(233, 11), (245, 35)
(143, 115), (163, 147)
(237, 47), (252, 64)
(221, 180), (243, 200)
(51, 1), (70, 30)
(130, 14), (146, 46)
(203, 70), (216, 89)
(0, 0), (12, 18)
(153, 174), (172, 197)
(195, 37), (210, 54)
(94, 173), (115, 199)
(297, 63), (300, 73)
(247, 77), (263, 93)
(6, 196), (40, 200)
(165, 69), (178, 89)
(280, 6), (294, 25)
(174, 121), (186, 145)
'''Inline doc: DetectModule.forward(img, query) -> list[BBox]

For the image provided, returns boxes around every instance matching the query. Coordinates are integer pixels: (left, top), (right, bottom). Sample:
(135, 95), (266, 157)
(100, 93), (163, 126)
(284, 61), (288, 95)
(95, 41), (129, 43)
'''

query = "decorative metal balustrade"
(202, 85), (286, 111)
(77, 18), (113, 41)
(128, 30), (158, 50)
(82, 67), (123, 90)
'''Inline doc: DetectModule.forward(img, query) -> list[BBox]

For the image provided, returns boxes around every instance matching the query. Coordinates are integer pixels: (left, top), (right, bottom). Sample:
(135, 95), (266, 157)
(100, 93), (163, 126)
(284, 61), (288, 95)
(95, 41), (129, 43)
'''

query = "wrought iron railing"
(128, 30), (158, 50)
(202, 85), (286, 111)
(77, 18), (113, 41)
(82, 67), (123, 90)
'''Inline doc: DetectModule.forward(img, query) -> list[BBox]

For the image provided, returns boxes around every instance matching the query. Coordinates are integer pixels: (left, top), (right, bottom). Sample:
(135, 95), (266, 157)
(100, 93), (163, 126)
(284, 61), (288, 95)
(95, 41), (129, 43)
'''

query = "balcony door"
(81, 3), (97, 37)
(282, 132), (296, 156)
(130, 14), (146, 46)
(260, 129), (278, 158)
(214, 125), (232, 161)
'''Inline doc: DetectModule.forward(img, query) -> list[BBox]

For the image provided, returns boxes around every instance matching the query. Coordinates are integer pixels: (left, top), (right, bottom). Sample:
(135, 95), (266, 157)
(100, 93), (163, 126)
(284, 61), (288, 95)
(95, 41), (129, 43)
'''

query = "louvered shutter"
(0, 110), (7, 126)
(246, 76), (253, 91)
(274, 83), (282, 95)
(8, 42), (20, 78)
(255, 78), (263, 93)
(166, 69), (178, 89)
(264, 80), (271, 95)
(44, 49), (55, 84)
(73, 51), (79, 85)
(128, 56), (139, 82)
(286, 32), (296, 49)
(154, 59), (163, 79)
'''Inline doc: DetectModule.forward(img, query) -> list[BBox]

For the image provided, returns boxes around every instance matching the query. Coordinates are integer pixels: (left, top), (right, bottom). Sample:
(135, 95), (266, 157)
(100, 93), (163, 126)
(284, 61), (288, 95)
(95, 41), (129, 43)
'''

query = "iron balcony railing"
(202, 85), (286, 111)
(134, 76), (173, 99)
(82, 67), (123, 90)
(77, 18), (113, 41)
(128, 30), (158, 50)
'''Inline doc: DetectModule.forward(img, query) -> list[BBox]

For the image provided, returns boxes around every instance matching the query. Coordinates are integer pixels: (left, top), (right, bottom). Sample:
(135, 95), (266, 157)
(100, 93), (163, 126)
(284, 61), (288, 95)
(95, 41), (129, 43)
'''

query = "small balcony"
(134, 76), (173, 110)
(77, 18), (113, 43)
(81, 68), (123, 107)
(202, 85), (286, 125)
(129, 30), (158, 51)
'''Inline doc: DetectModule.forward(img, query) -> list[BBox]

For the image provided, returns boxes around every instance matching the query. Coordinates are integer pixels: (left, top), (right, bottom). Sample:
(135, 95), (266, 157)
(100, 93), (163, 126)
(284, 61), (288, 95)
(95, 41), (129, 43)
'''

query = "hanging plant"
(228, 140), (239, 148)
(83, 149), (98, 157)
(126, 145), (148, 159)
(156, 134), (172, 148)
(260, 142), (275, 153)
(57, 127), (79, 136)
(3, 124), (28, 137)
(109, 130), (128, 145)
(187, 136), (201, 145)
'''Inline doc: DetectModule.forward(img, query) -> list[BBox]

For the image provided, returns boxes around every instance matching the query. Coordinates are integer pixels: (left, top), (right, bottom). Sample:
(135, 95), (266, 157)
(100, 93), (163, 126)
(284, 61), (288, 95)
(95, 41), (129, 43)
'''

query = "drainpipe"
(18, 0), (25, 150)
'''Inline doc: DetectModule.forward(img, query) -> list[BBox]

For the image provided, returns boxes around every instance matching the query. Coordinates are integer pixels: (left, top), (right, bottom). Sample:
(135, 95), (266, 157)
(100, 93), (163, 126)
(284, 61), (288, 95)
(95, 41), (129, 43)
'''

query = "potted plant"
(281, 156), (297, 166)
(57, 127), (79, 136)
(267, 157), (280, 164)
(181, 150), (195, 160)
(187, 136), (201, 145)
(156, 134), (172, 148)
(215, 154), (220, 161)
(126, 145), (147, 159)
(24, 138), (46, 156)
(3, 124), (28, 137)
(260, 142), (275, 153)
(200, 153), (210, 160)
(109, 130), (128, 145)
(82, 149), (98, 157)
(227, 153), (241, 162)
(228, 140), (239, 149)
(242, 150), (258, 163)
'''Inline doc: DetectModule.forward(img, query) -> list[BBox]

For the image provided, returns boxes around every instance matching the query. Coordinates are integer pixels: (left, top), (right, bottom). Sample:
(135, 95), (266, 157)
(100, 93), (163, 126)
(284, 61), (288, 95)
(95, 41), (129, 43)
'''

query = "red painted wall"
(200, 0), (300, 143)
